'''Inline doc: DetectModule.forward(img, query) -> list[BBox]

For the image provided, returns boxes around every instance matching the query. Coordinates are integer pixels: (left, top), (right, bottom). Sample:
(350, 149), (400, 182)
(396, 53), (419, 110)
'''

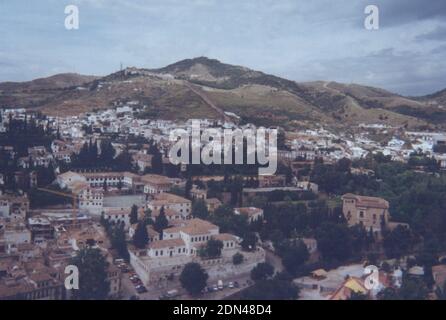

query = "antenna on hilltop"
(120, 62), (123, 71)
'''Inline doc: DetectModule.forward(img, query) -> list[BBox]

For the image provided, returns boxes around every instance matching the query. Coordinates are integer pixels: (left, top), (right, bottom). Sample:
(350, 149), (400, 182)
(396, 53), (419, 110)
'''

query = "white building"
(103, 207), (131, 229)
(147, 193), (191, 219)
(128, 218), (260, 285)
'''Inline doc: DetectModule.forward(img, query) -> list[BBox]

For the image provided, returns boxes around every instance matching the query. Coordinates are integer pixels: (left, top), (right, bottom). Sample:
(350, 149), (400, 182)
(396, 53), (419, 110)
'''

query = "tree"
(154, 206), (169, 234)
(378, 287), (401, 300)
(99, 140), (115, 165)
(143, 208), (153, 225)
(232, 252), (244, 265)
(214, 204), (234, 217)
(192, 199), (209, 219)
(336, 157), (352, 173)
(130, 204), (138, 225)
(240, 279), (299, 300)
(348, 292), (368, 300)
(279, 240), (309, 275)
(149, 143), (163, 174)
(241, 232), (257, 251)
(383, 225), (414, 258)
(416, 236), (440, 268)
(201, 239), (223, 259)
(180, 263), (208, 296)
(316, 222), (353, 262)
(251, 262), (274, 282)
(399, 277), (429, 300)
(133, 221), (149, 249)
(114, 149), (134, 171)
(70, 248), (110, 300)
(185, 177), (192, 199)
(110, 225), (130, 262)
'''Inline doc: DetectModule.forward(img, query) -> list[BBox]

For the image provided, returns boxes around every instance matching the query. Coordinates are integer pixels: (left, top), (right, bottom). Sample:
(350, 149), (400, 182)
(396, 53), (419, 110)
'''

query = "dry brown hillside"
(1, 57), (445, 129)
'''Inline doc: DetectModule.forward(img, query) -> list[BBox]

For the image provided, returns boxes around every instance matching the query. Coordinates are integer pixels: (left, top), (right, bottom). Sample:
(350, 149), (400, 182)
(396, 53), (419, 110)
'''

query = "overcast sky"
(1, 0), (445, 96)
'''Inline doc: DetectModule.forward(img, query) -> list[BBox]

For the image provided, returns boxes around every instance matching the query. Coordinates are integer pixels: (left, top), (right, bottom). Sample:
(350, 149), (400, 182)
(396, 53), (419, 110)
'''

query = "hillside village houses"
(1, 106), (446, 300)
(0, 193), (29, 221)
(2, 107), (446, 169)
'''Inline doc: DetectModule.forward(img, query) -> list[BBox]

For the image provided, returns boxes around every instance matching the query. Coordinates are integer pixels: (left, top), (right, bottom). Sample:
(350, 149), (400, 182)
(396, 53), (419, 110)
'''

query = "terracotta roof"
(342, 193), (389, 209)
(164, 218), (218, 236)
(140, 174), (171, 185)
(150, 193), (191, 205)
(104, 207), (131, 216)
(148, 238), (185, 249)
(213, 233), (237, 242)
(152, 208), (180, 218)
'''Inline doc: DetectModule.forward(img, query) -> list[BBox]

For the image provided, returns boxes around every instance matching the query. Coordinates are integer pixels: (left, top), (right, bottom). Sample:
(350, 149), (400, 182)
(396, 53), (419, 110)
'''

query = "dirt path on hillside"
(183, 81), (233, 122)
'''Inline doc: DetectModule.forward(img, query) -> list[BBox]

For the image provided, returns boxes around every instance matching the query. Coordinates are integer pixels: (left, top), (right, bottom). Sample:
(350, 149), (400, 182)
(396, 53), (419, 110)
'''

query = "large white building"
(78, 188), (104, 215)
(129, 218), (265, 285)
(103, 207), (131, 229)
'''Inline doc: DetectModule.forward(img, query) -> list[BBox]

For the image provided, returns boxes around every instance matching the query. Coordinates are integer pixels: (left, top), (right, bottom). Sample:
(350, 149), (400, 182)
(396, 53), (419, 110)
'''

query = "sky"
(1, 0), (446, 96)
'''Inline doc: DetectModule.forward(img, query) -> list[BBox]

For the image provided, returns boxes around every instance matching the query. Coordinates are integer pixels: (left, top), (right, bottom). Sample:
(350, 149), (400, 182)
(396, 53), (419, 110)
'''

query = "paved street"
(120, 269), (253, 300)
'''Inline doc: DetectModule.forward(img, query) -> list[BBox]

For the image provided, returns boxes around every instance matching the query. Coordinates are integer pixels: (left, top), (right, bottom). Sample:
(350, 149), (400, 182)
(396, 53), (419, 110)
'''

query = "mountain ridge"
(1, 57), (445, 129)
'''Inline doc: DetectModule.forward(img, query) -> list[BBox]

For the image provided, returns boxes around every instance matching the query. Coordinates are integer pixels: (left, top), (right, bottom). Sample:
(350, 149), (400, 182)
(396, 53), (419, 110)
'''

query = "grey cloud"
(431, 44), (446, 55)
(294, 47), (446, 96)
(2, 0), (446, 96)
(368, 0), (446, 27)
(416, 26), (446, 41)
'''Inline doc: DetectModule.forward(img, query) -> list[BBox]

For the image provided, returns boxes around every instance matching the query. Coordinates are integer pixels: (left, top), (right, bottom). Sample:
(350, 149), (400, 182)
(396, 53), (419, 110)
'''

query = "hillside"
(1, 57), (445, 129)
(0, 73), (99, 111)
(0, 73), (98, 92)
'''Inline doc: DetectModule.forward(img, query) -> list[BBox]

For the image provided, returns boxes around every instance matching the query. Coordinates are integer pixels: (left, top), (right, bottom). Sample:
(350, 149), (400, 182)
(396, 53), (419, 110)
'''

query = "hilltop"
(1, 57), (445, 130)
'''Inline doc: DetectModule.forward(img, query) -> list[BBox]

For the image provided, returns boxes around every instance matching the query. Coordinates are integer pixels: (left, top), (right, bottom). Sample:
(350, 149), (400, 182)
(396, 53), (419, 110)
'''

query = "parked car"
(218, 280), (224, 290)
(136, 285), (147, 294)
(131, 277), (141, 284)
(228, 282), (234, 289)
(234, 281), (240, 288)
(166, 289), (179, 298)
